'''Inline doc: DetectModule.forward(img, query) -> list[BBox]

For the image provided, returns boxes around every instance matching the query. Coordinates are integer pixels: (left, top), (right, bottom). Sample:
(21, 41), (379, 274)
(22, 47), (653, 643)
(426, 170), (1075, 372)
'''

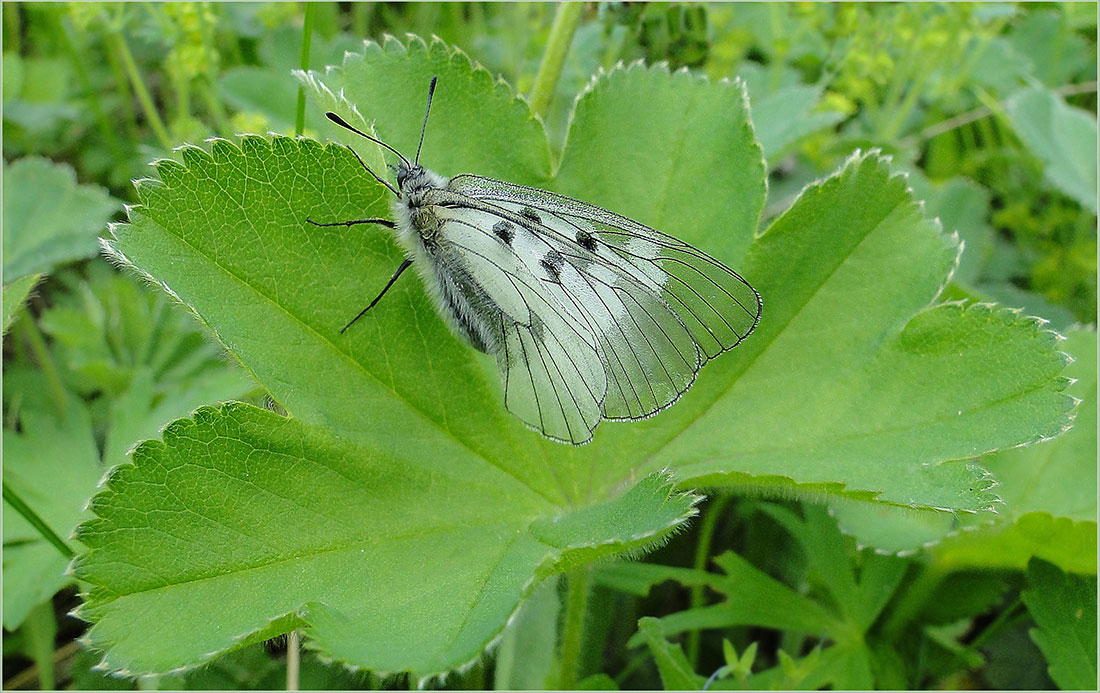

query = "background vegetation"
(3, 2), (1096, 690)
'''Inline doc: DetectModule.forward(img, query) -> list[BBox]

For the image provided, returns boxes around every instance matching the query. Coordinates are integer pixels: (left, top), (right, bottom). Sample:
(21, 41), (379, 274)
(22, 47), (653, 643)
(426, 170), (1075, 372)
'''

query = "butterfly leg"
(306, 217), (396, 229)
(340, 258), (414, 334)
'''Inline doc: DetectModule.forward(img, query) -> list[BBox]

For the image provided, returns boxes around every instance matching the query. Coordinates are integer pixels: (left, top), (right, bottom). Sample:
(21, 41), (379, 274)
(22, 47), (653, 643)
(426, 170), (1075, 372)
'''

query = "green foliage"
(2, 387), (100, 630)
(2, 272), (40, 334)
(1005, 86), (1098, 213)
(76, 33), (1076, 676)
(1023, 558), (1098, 690)
(2, 2), (1095, 689)
(2, 157), (119, 281)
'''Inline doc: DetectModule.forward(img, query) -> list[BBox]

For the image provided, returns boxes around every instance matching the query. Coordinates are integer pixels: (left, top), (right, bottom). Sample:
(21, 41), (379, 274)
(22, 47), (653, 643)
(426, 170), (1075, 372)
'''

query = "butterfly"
(308, 77), (761, 445)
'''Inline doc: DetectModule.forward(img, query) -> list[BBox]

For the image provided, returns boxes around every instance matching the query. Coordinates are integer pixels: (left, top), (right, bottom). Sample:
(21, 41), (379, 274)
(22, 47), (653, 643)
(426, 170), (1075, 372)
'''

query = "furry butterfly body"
(312, 78), (761, 445)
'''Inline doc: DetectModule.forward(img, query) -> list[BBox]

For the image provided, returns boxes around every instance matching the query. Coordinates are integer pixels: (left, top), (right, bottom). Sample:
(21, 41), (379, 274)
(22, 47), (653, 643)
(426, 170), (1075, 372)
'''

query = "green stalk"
(527, 1), (584, 119)
(881, 562), (944, 641)
(199, 78), (230, 135)
(25, 602), (57, 690)
(686, 494), (734, 667)
(103, 31), (140, 140)
(558, 565), (592, 689)
(16, 317), (67, 416)
(969, 596), (1026, 650)
(194, 3), (230, 135)
(351, 3), (370, 37)
(56, 14), (125, 164)
(295, 3), (316, 137)
(5, 2), (21, 54)
(3, 481), (75, 559)
(107, 22), (172, 150)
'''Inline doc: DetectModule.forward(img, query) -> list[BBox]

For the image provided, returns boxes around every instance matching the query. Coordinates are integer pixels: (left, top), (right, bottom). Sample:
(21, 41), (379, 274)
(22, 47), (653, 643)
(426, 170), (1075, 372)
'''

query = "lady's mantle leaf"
(72, 404), (694, 677)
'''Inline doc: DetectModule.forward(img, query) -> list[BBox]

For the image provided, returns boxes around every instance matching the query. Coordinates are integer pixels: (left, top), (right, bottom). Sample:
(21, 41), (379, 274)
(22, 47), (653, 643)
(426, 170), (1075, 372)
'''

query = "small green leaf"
(2, 157), (120, 282)
(1007, 11), (1094, 86)
(625, 550), (835, 647)
(40, 264), (253, 401)
(636, 617), (705, 690)
(2, 273), (41, 335)
(298, 35), (552, 185)
(1005, 86), (1098, 213)
(555, 62), (766, 263)
(739, 62), (844, 161)
(2, 390), (101, 630)
(1022, 558), (1098, 690)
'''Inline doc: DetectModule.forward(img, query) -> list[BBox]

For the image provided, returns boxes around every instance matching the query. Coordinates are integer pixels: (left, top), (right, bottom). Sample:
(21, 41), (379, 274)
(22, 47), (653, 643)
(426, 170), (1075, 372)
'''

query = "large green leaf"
(2, 157), (120, 282)
(80, 37), (1073, 677)
(74, 403), (696, 677)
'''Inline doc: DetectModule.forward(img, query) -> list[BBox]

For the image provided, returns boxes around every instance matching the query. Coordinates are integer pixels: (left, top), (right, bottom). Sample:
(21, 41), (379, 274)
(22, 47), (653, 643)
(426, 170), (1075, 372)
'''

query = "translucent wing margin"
(448, 175), (762, 361)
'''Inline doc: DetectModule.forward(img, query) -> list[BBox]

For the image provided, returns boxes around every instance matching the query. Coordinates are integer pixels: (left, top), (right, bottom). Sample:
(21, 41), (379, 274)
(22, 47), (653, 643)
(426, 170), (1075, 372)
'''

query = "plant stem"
(295, 3), (316, 137)
(3, 481), (75, 559)
(881, 562), (943, 641)
(687, 494), (734, 668)
(350, 3), (370, 37)
(56, 14), (125, 165)
(26, 601), (57, 690)
(527, 1), (584, 119)
(2, 641), (80, 691)
(286, 629), (300, 690)
(558, 565), (591, 689)
(107, 21), (173, 150)
(195, 3), (230, 135)
(5, 1), (20, 54)
(103, 28), (140, 140)
(969, 596), (1026, 650)
(17, 316), (67, 416)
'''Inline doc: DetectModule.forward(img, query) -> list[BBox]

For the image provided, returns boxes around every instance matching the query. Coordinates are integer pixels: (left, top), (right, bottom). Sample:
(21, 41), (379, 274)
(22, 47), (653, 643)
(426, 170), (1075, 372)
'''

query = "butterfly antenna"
(325, 112), (410, 167)
(414, 76), (437, 166)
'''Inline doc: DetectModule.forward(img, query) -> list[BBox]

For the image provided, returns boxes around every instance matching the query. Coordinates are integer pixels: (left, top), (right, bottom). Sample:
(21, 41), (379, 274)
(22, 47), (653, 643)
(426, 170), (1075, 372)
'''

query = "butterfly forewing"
(431, 175), (758, 436)
(448, 175), (762, 359)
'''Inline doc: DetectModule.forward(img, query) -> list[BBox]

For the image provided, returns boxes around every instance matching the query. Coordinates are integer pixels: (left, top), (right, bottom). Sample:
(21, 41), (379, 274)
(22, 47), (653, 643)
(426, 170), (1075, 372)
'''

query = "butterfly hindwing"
(434, 207), (607, 443)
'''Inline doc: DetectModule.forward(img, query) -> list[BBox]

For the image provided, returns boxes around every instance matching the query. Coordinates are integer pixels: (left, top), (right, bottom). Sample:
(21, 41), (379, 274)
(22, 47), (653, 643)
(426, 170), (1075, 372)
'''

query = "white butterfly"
(309, 77), (761, 445)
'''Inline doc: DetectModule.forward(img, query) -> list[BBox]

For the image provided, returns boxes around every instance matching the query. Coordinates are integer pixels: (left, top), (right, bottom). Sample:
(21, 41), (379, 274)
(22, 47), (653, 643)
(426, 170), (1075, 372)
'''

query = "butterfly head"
(395, 163), (447, 196)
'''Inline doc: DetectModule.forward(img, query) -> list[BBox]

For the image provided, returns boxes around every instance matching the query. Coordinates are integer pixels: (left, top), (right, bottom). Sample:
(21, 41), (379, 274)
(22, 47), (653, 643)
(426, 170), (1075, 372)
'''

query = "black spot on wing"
(576, 229), (598, 252)
(521, 206), (542, 223)
(540, 249), (564, 283)
(492, 220), (515, 245)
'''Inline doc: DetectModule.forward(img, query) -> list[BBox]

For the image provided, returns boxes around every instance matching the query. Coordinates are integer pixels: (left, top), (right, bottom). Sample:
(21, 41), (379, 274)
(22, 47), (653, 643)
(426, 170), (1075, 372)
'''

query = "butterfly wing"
(431, 206), (608, 444)
(430, 175), (759, 439)
(448, 175), (762, 360)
